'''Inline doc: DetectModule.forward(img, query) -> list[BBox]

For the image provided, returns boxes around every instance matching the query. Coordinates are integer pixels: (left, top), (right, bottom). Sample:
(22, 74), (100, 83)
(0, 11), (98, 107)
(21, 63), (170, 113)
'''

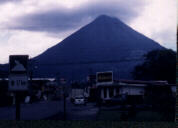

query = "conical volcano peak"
(33, 14), (164, 80)
(96, 14), (113, 19)
(86, 14), (129, 32)
(93, 15), (123, 24)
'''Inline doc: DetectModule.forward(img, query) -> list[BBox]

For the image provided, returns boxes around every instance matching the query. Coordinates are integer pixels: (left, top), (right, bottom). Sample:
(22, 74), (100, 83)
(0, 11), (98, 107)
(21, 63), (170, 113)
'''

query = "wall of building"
(119, 86), (144, 95)
(99, 85), (145, 100)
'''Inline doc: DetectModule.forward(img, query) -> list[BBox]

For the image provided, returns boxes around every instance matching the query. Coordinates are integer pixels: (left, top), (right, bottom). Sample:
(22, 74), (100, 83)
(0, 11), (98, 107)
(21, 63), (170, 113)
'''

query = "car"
(105, 95), (127, 106)
(74, 96), (86, 105)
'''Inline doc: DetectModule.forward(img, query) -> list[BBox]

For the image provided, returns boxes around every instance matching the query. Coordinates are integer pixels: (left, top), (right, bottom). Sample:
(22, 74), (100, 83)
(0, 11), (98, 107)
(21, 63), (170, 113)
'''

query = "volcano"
(31, 15), (164, 81)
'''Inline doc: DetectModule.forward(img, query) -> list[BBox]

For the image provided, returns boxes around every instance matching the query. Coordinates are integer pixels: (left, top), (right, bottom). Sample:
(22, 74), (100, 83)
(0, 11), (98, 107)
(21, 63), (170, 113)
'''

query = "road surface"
(0, 98), (99, 120)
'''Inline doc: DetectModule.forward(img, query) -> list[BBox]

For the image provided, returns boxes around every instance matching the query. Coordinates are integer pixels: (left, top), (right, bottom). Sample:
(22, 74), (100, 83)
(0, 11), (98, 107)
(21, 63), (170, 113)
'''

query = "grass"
(0, 120), (176, 128)
(97, 110), (174, 122)
(0, 109), (175, 128)
(97, 110), (123, 120)
(127, 111), (162, 121)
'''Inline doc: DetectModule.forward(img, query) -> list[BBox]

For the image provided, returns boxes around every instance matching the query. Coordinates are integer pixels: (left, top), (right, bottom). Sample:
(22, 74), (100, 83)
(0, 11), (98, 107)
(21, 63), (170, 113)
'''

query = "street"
(46, 98), (99, 120)
(0, 98), (99, 120)
(0, 100), (62, 120)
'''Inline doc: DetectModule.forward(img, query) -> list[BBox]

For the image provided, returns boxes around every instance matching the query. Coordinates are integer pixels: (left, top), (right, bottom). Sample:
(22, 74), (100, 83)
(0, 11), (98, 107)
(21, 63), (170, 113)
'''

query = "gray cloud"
(6, 0), (146, 34)
(0, 0), (21, 4)
(151, 30), (176, 51)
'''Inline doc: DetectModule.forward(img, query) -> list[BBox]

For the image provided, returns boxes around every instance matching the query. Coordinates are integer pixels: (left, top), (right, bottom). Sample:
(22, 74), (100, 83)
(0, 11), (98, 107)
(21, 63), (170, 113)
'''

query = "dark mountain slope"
(22, 15), (166, 80)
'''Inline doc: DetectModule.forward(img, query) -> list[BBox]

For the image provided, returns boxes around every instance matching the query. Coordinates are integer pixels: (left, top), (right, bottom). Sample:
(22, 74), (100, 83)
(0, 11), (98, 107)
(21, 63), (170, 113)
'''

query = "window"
(109, 88), (114, 97)
(11, 80), (14, 86)
(116, 88), (119, 95)
(104, 88), (107, 98)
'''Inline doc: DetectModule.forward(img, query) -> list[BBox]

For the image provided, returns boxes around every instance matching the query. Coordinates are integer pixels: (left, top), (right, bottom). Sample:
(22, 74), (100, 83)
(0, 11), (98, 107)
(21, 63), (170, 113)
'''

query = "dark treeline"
(132, 49), (176, 84)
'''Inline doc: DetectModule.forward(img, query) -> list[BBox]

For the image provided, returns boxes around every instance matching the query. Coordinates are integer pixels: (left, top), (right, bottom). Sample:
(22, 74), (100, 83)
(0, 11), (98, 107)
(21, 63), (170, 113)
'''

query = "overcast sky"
(0, 0), (176, 64)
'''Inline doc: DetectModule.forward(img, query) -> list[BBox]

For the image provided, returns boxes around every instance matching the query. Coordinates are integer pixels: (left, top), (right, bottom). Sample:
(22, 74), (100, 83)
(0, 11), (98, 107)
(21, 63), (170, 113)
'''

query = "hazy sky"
(0, 0), (176, 64)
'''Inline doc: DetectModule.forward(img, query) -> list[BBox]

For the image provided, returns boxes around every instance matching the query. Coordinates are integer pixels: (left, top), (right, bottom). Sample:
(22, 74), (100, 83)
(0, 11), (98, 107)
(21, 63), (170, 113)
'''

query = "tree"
(132, 49), (176, 84)
(144, 85), (175, 121)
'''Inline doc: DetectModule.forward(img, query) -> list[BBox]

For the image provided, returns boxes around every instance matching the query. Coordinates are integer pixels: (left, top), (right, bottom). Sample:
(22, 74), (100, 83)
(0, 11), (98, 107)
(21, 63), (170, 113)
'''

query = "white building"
(96, 80), (176, 101)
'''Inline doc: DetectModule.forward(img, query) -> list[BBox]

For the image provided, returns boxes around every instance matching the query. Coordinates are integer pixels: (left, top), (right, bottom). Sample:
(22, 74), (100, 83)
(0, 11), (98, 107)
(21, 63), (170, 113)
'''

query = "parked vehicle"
(105, 95), (127, 106)
(74, 96), (86, 105)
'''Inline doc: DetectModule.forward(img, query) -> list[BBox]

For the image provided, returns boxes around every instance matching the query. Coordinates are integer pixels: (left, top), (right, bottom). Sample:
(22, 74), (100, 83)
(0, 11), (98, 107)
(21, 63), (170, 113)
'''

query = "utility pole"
(63, 86), (66, 120)
(15, 92), (21, 120)
(29, 59), (33, 97)
(60, 78), (67, 120)
(118, 68), (120, 81)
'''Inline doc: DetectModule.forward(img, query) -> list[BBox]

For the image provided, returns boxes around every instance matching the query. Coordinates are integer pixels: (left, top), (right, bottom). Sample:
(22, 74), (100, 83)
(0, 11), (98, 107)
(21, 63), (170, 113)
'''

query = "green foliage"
(144, 85), (175, 121)
(132, 49), (176, 84)
(0, 121), (175, 128)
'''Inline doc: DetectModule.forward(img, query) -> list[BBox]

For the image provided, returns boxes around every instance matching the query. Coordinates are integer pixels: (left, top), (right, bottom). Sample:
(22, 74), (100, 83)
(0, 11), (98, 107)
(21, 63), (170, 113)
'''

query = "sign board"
(87, 75), (96, 82)
(9, 55), (29, 91)
(96, 71), (113, 85)
(9, 55), (29, 74)
(8, 74), (28, 91)
(60, 78), (66, 84)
